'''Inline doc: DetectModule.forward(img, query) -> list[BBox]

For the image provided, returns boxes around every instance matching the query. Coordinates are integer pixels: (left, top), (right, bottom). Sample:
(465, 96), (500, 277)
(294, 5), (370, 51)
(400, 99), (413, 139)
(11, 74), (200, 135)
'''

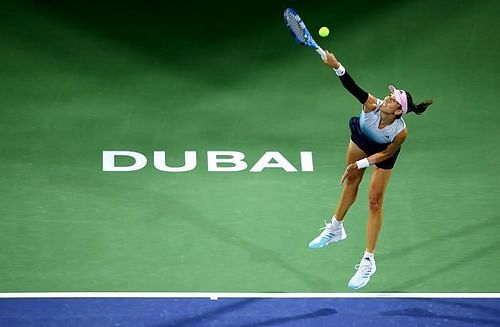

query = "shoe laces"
(319, 220), (341, 233)
(319, 220), (333, 232)
(316, 221), (334, 238)
(354, 260), (373, 277)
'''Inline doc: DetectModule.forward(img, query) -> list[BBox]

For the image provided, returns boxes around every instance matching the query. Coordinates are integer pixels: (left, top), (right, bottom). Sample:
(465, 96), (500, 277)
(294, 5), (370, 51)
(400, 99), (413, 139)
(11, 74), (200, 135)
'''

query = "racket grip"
(315, 47), (326, 60)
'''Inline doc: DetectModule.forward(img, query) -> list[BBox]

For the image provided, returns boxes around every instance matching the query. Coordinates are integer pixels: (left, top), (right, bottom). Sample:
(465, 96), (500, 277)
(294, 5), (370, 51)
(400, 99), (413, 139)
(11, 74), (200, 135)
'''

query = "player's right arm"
(322, 50), (378, 112)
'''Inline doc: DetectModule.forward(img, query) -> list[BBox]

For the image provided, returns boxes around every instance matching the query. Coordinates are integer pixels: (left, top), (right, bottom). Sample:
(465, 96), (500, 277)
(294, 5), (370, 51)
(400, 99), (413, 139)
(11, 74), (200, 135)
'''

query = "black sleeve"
(338, 72), (369, 104)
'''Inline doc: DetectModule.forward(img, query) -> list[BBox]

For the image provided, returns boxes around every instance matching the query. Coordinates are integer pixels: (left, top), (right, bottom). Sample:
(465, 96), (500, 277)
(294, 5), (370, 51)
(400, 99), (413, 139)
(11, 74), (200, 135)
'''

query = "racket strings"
(284, 12), (307, 44)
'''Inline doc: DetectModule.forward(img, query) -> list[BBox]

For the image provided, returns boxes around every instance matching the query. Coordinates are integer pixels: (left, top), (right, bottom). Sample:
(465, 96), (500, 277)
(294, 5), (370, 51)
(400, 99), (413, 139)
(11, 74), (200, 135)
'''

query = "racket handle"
(315, 47), (326, 60)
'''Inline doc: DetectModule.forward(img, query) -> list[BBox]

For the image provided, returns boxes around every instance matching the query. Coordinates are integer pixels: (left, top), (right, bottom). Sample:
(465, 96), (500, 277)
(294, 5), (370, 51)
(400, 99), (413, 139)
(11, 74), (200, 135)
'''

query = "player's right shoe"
(308, 220), (347, 249)
(348, 256), (377, 290)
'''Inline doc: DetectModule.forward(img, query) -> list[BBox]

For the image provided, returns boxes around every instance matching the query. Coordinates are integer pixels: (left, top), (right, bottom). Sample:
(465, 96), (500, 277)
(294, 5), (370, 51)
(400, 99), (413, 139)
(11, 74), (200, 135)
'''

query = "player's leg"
(348, 166), (392, 289)
(309, 140), (367, 249)
(334, 140), (368, 220)
(366, 166), (392, 253)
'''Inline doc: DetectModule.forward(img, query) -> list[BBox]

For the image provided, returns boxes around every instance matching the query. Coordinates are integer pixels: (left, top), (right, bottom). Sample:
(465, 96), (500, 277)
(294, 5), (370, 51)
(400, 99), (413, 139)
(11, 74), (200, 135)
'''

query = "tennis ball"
(319, 26), (330, 38)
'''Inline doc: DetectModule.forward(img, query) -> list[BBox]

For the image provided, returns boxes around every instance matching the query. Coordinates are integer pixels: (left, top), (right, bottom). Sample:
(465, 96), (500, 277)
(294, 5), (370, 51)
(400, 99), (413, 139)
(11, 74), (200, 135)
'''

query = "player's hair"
(397, 92), (433, 118)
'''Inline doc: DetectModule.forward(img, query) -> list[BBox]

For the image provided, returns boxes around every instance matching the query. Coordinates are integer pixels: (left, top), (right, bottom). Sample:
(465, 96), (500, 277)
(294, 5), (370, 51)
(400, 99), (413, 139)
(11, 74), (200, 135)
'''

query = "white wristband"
(355, 158), (370, 169)
(333, 63), (346, 76)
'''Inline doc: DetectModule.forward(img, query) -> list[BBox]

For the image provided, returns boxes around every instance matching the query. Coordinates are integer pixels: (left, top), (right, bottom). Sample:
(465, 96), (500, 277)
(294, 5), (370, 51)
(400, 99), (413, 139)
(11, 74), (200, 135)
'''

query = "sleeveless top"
(359, 98), (406, 144)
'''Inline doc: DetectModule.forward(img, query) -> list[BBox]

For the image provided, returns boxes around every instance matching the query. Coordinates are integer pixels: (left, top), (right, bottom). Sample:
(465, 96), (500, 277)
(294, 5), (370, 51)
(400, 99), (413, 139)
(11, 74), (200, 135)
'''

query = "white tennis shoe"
(348, 256), (377, 290)
(308, 220), (347, 249)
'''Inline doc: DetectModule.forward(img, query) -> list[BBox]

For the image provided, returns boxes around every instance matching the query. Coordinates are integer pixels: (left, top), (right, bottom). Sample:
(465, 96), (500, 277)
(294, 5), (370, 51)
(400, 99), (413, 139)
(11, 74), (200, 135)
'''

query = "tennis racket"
(283, 7), (326, 59)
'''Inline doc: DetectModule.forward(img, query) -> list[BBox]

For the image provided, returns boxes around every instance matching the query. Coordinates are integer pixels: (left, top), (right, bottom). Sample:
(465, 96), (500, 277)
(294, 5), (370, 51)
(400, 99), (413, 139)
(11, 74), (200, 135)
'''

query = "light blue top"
(359, 99), (406, 144)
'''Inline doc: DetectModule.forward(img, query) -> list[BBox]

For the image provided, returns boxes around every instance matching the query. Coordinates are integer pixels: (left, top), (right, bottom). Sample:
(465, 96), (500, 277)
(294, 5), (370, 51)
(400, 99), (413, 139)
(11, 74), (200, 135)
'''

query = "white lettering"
(250, 151), (297, 172)
(102, 151), (147, 172)
(102, 150), (315, 172)
(300, 151), (314, 172)
(154, 151), (197, 172)
(207, 151), (248, 172)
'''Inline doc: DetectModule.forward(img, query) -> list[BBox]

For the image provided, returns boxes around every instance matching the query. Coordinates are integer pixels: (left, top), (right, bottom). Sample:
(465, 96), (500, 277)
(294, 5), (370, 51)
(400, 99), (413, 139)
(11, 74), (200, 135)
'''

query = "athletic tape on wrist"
(355, 158), (370, 169)
(334, 63), (346, 76)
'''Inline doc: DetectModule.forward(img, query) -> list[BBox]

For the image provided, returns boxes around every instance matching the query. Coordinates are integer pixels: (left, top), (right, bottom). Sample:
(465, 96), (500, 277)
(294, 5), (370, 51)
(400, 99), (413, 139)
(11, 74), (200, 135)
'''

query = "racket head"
(283, 8), (319, 49)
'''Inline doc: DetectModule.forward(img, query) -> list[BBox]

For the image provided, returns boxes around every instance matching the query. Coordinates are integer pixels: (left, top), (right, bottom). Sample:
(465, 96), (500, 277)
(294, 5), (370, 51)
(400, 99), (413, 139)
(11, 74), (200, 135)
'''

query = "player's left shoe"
(348, 256), (377, 290)
(308, 220), (347, 249)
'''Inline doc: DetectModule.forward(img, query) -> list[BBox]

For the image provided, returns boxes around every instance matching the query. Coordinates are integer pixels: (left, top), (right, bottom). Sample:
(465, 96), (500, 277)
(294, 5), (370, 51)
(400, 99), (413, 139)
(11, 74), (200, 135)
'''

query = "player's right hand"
(323, 50), (340, 69)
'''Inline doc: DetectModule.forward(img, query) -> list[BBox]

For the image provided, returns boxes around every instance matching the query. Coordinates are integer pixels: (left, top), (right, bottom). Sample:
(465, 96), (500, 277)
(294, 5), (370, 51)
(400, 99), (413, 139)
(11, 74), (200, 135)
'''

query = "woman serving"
(309, 50), (433, 290)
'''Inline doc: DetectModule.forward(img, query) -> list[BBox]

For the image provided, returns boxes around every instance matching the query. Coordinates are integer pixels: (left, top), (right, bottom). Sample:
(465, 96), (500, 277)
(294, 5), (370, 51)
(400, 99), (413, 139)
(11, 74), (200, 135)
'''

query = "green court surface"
(1, 0), (499, 293)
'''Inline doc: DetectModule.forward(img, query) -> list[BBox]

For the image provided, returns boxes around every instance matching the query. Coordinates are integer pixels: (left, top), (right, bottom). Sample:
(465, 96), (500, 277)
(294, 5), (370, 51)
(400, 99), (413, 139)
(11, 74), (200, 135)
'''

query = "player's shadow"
(158, 299), (336, 327)
(379, 308), (500, 326)
(238, 307), (337, 327)
(429, 298), (500, 318)
(158, 299), (255, 327)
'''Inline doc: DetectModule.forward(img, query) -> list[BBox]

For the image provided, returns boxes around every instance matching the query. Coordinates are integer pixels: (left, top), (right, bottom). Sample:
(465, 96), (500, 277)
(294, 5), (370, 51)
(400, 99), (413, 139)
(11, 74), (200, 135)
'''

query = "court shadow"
(14, 0), (410, 88)
(238, 307), (337, 327)
(379, 308), (500, 326)
(158, 299), (256, 327)
(158, 299), (336, 327)
(384, 237), (500, 291)
(384, 218), (498, 262)
(405, 298), (500, 319)
(430, 298), (500, 317)
(161, 195), (334, 290)
(381, 216), (500, 291)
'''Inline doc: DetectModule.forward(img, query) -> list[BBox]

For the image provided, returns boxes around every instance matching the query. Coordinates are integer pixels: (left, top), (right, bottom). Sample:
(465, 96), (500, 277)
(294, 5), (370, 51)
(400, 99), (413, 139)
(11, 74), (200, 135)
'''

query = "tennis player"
(309, 49), (432, 290)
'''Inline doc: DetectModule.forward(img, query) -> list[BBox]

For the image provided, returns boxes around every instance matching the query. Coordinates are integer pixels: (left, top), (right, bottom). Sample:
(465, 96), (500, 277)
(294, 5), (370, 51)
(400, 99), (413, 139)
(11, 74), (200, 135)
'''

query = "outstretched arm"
(323, 50), (378, 111)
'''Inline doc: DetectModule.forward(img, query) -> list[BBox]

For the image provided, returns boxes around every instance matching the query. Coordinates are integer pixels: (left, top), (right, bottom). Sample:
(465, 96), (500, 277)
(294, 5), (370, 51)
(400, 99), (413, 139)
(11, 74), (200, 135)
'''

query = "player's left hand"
(339, 163), (358, 186)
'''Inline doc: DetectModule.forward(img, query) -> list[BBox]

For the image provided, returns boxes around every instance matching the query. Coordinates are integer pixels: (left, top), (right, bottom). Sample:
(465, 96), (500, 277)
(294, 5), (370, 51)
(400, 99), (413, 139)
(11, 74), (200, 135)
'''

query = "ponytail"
(405, 92), (433, 115)
(410, 99), (433, 115)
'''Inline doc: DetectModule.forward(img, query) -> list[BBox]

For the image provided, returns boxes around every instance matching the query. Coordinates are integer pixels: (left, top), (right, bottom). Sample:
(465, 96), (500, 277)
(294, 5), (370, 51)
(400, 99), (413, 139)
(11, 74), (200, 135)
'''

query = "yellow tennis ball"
(319, 26), (330, 38)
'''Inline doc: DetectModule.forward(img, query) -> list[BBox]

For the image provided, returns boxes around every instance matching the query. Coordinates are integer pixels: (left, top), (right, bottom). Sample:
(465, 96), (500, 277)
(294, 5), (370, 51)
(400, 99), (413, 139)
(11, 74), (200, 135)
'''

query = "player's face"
(381, 94), (402, 115)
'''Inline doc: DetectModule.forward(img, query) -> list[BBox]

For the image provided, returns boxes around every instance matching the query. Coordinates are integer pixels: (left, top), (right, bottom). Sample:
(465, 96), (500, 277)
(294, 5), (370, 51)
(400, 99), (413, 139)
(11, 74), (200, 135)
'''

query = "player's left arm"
(367, 128), (407, 165)
(339, 128), (408, 185)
